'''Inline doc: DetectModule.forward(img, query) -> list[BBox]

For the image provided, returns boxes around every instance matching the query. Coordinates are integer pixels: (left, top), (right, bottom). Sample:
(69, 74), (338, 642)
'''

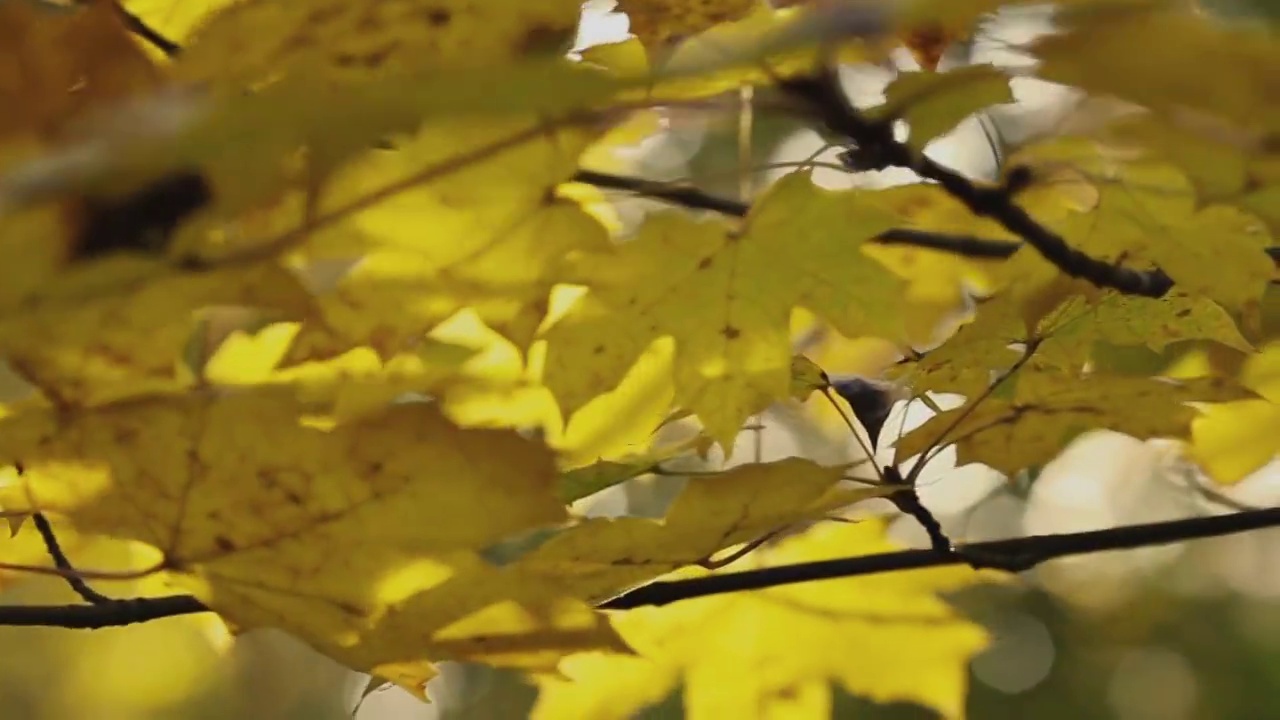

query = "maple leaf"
(513, 458), (893, 603)
(0, 393), (621, 694)
(203, 322), (480, 422)
(544, 171), (906, 447)
(0, 259), (312, 406)
(175, 0), (585, 89)
(0, 1), (623, 237)
(515, 458), (842, 600)
(618, 0), (762, 47)
(869, 64), (1013, 149)
(1192, 341), (1280, 483)
(1033, 4), (1280, 134)
(1006, 138), (1274, 317)
(122, 1), (238, 46)
(1035, 289), (1253, 369)
(283, 120), (609, 360)
(895, 369), (1249, 475)
(900, 279), (1252, 396)
(531, 520), (990, 720)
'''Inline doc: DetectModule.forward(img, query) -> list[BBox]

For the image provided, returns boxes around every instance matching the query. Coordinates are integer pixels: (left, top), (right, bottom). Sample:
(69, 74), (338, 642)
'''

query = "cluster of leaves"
(0, 0), (1278, 717)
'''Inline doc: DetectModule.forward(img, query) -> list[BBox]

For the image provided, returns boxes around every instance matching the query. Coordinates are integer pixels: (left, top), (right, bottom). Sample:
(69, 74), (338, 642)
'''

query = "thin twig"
(30, 514), (112, 605)
(112, 1), (181, 57)
(599, 506), (1280, 609)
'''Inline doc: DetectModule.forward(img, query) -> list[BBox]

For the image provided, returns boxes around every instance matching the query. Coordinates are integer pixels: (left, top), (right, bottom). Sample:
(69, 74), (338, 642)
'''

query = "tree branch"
(599, 506), (1280, 609)
(574, 169), (1028, 260)
(776, 65), (1175, 297)
(574, 170), (1280, 267)
(0, 595), (208, 629)
(5, 507), (1278, 625)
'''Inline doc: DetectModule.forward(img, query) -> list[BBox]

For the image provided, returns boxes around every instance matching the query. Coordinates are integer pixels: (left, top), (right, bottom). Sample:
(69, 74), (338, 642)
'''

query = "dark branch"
(0, 595), (208, 629)
(776, 65), (1175, 298)
(874, 228), (1020, 259)
(112, 1), (181, 58)
(575, 171), (1280, 268)
(573, 170), (750, 216)
(599, 506), (1280, 609)
(8, 507), (1280, 625)
(575, 169), (1026, 260)
(31, 514), (112, 605)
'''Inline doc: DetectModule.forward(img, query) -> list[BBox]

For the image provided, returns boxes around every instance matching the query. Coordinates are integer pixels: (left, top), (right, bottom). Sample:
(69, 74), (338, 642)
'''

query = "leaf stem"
(31, 514), (112, 604)
(112, 1), (181, 58)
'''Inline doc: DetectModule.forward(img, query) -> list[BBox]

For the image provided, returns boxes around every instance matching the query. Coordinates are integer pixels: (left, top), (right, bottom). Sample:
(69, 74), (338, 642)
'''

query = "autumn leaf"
(544, 171), (906, 447)
(0, 1), (622, 234)
(0, 259), (313, 406)
(204, 322), (479, 423)
(1034, 4), (1280, 134)
(0, 393), (621, 694)
(895, 369), (1249, 474)
(1192, 341), (1280, 483)
(619, 0), (763, 47)
(516, 458), (854, 602)
(870, 64), (1013, 148)
(1035, 290), (1253, 368)
(1011, 139), (1264, 301)
(284, 119), (609, 360)
(531, 520), (990, 720)
(557, 434), (704, 504)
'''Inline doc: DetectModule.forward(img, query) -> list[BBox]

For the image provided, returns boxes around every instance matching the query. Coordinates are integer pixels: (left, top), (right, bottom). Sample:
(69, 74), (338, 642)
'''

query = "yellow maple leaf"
(869, 64), (1013, 149)
(1034, 4), (1280, 134)
(175, 0), (584, 89)
(618, 0), (764, 47)
(204, 322), (480, 423)
(1191, 341), (1280, 483)
(0, 1), (623, 242)
(0, 393), (622, 694)
(0, 259), (312, 406)
(1011, 139), (1274, 316)
(544, 171), (906, 447)
(532, 519), (989, 720)
(896, 368), (1248, 474)
(516, 458), (874, 602)
(285, 119), (610, 359)
(122, 0), (239, 46)
(1035, 289), (1253, 368)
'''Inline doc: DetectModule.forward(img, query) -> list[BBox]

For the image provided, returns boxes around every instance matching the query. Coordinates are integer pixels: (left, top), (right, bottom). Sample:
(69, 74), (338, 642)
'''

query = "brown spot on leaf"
(518, 24), (572, 55)
(697, 256), (713, 270)
(592, 344), (605, 355)
(722, 325), (741, 340)
(214, 535), (236, 552)
(424, 7), (451, 26)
